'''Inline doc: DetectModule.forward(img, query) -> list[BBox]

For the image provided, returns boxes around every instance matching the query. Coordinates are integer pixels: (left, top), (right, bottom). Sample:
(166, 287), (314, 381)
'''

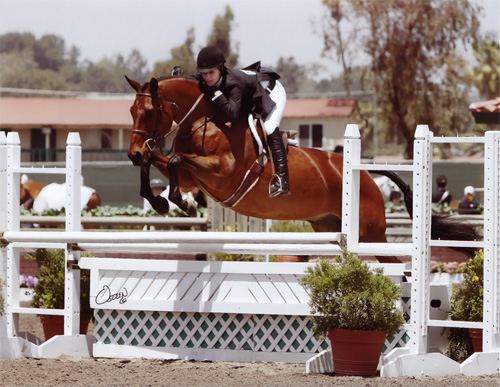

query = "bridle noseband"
(132, 92), (179, 152)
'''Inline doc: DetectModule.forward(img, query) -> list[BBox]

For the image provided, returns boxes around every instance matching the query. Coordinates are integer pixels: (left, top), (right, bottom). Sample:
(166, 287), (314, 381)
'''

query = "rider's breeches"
(262, 80), (287, 135)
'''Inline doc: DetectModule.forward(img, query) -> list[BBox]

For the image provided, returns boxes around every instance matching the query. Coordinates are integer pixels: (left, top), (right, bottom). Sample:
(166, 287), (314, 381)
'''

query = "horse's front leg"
(167, 154), (198, 217)
(140, 162), (170, 215)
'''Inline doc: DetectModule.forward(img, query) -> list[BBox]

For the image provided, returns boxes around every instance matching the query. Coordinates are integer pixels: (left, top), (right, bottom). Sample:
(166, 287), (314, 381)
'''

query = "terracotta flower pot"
(468, 328), (483, 353)
(40, 312), (92, 340)
(328, 328), (386, 376)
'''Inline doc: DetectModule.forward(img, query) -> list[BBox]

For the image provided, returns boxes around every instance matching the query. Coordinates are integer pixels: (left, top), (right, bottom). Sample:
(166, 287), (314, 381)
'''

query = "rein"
(132, 92), (205, 153)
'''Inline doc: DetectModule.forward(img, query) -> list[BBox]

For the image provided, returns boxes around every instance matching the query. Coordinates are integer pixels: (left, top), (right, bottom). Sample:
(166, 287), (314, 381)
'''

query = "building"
(0, 96), (355, 162)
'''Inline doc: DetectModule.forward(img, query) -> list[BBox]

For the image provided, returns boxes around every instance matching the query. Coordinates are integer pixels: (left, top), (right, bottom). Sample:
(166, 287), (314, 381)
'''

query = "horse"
(20, 176), (102, 212)
(125, 76), (478, 262)
(374, 175), (401, 202)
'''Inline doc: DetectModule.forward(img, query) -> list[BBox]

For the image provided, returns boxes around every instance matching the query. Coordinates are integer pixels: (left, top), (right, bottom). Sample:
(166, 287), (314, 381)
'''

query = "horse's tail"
(374, 170), (479, 255)
(373, 170), (413, 216)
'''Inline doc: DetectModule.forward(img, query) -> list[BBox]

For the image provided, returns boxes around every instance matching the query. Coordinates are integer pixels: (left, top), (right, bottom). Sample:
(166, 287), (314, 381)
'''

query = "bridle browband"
(132, 92), (204, 152)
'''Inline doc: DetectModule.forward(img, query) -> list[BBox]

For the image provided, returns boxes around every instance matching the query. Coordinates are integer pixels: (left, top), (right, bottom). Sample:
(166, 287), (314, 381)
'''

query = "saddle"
(247, 114), (297, 163)
(219, 116), (295, 208)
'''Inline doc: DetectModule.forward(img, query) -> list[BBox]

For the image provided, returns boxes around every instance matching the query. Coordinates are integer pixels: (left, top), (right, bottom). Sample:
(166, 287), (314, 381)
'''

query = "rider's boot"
(267, 127), (290, 197)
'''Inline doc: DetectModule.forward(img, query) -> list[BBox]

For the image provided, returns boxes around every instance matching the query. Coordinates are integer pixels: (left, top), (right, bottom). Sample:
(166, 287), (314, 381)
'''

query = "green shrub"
(447, 249), (483, 362)
(212, 252), (262, 262)
(30, 249), (91, 313)
(300, 246), (404, 338)
(271, 220), (314, 232)
(450, 249), (483, 322)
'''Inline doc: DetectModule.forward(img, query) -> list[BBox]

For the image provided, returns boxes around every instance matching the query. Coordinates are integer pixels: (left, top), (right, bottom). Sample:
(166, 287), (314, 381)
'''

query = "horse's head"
(20, 182), (32, 207)
(125, 76), (179, 166)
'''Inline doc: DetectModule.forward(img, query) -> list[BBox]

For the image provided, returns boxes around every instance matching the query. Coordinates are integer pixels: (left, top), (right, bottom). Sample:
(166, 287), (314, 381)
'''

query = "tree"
(467, 36), (500, 99)
(124, 49), (148, 81)
(275, 56), (306, 95)
(0, 32), (36, 54)
(321, 0), (356, 96)
(206, 5), (238, 67)
(150, 27), (197, 77)
(322, 0), (481, 158)
(34, 34), (66, 71)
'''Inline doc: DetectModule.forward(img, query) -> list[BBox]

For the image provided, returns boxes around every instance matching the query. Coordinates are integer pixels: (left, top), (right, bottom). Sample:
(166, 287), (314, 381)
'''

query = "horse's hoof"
(153, 197), (170, 215)
(186, 202), (198, 217)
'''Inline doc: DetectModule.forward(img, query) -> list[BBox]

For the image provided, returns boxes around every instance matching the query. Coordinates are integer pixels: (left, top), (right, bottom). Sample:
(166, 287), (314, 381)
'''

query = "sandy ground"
(0, 315), (498, 387)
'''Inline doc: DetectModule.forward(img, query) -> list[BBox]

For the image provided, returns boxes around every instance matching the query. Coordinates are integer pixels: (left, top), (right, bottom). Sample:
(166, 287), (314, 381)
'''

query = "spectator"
(385, 190), (406, 213)
(458, 186), (481, 215)
(432, 174), (452, 206)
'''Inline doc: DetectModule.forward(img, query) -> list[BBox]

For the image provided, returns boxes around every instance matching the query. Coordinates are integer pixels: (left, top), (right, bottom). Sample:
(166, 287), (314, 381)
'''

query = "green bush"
(271, 220), (314, 232)
(212, 253), (261, 262)
(30, 249), (91, 313)
(450, 249), (483, 322)
(300, 246), (404, 338)
(447, 249), (483, 362)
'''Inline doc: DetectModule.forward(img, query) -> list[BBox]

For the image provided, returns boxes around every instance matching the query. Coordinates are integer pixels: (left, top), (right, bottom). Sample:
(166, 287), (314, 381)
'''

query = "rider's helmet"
(197, 46), (226, 70)
(436, 175), (447, 188)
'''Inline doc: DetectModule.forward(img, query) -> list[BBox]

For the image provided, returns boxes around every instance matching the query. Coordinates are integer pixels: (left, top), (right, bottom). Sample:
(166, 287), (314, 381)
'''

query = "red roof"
(0, 97), (132, 128)
(284, 98), (355, 118)
(0, 97), (355, 128)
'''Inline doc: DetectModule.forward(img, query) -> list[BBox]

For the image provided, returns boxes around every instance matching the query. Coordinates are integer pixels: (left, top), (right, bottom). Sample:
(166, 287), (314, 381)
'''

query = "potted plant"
(30, 249), (92, 340)
(449, 249), (483, 356)
(300, 245), (404, 376)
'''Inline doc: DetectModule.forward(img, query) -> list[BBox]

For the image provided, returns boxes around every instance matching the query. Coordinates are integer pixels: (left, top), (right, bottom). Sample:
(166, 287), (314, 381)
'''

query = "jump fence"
(0, 126), (499, 377)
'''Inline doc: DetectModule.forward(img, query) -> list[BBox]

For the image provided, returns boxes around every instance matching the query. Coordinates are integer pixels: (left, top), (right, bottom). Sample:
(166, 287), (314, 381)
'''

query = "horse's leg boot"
(267, 127), (290, 197)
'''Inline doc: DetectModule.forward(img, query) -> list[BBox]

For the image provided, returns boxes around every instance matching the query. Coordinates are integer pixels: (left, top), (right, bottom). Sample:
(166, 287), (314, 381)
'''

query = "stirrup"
(268, 175), (289, 198)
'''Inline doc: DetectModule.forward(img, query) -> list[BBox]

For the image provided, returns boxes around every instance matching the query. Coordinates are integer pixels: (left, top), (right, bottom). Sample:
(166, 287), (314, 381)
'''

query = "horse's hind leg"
(309, 215), (342, 232)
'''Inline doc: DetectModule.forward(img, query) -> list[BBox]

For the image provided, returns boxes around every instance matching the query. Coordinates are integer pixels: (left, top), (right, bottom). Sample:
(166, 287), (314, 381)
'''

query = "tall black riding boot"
(267, 127), (290, 197)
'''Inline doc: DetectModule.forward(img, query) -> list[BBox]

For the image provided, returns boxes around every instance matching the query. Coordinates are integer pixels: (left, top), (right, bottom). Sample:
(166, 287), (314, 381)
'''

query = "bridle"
(132, 92), (204, 153)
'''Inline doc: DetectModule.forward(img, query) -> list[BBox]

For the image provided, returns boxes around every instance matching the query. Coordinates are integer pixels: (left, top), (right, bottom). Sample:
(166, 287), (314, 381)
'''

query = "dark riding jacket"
(198, 62), (280, 125)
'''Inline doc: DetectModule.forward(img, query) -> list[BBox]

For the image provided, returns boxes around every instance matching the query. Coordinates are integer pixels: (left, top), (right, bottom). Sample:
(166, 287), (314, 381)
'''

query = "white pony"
(373, 175), (401, 202)
(25, 173), (101, 213)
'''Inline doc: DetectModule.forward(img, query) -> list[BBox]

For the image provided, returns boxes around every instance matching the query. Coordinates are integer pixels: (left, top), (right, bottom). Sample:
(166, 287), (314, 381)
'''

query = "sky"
(0, 0), (499, 79)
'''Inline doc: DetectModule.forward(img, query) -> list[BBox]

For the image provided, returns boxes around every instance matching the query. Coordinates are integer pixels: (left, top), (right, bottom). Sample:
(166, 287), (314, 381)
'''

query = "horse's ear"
(125, 75), (140, 92)
(150, 77), (159, 97)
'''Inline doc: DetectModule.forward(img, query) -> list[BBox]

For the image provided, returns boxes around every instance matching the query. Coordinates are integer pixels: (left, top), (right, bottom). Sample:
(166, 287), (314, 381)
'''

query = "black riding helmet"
(436, 175), (447, 188)
(197, 46), (225, 70)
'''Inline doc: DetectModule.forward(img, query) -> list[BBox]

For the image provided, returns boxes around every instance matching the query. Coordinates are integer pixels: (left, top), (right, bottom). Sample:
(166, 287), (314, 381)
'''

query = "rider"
(196, 45), (289, 198)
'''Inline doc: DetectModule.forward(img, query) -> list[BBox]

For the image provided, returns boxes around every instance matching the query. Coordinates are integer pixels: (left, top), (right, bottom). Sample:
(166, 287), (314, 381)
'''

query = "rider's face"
(200, 67), (221, 87)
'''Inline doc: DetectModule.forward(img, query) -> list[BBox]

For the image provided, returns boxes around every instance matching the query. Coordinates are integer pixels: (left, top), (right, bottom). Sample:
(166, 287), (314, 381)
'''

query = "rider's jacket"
(198, 62), (280, 125)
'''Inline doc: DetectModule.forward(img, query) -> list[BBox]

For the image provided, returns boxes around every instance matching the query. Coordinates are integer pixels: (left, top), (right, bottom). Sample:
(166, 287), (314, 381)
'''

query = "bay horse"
(125, 76), (478, 262)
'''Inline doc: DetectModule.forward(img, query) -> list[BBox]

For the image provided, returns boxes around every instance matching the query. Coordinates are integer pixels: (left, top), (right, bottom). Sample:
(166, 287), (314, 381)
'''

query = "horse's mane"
(142, 75), (198, 90)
